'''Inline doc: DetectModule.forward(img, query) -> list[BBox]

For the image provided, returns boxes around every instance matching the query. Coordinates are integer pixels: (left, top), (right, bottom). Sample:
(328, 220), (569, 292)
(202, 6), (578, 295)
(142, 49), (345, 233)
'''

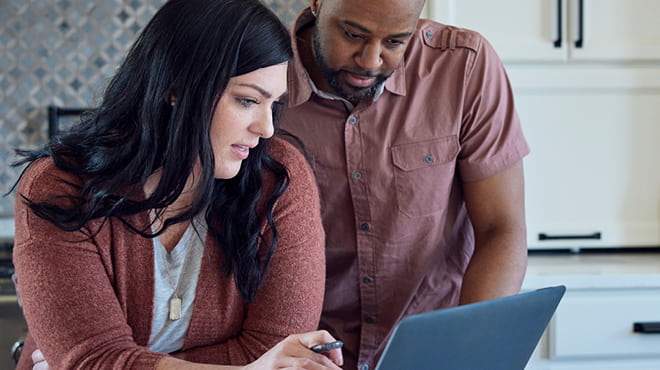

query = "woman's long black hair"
(12, 0), (293, 302)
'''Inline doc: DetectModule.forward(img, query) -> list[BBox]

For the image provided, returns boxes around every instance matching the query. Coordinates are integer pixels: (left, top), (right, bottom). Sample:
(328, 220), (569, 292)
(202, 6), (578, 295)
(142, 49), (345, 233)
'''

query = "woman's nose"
(251, 107), (275, 139)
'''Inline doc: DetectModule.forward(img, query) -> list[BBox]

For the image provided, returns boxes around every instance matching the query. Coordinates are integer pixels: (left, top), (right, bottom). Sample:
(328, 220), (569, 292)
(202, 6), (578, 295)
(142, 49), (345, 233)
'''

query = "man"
(279, 0), (529, 369)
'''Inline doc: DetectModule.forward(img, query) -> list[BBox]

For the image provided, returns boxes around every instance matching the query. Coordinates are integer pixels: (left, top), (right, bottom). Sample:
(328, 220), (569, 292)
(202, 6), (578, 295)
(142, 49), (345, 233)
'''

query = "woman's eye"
(271, 100), (284, 115)
(237, 98), (258, 108)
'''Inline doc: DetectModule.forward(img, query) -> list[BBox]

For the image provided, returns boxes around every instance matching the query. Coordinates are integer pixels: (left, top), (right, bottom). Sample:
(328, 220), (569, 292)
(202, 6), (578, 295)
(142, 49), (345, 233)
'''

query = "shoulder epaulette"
(421, 25), (481, 52)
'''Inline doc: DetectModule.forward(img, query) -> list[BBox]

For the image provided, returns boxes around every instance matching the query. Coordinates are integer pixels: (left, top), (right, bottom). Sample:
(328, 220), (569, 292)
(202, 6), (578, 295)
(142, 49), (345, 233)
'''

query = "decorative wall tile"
(0, 0), (307, 217)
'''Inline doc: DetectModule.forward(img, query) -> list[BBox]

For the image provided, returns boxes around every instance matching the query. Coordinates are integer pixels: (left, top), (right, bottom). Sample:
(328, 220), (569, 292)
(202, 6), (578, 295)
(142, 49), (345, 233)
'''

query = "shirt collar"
(287, 8), (407, 109)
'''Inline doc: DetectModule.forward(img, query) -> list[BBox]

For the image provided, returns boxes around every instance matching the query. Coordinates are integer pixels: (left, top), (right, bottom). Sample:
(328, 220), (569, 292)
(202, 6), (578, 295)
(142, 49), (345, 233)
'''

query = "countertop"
(523, 250), (660, 290)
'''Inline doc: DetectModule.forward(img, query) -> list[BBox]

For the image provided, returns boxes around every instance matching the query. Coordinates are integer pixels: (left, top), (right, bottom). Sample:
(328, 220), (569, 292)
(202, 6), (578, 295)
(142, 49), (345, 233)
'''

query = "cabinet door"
(428, 0), (566, 62)
(427, 0), (660, 62)
(571, 0), (660, 61)
(509, 67), (660, 249)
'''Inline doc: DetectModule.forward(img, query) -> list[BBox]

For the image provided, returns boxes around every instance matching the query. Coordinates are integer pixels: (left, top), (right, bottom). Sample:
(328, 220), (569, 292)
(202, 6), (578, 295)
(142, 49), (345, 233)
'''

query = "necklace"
(163, 255), (184, 321)
(155, 216), (204, 321)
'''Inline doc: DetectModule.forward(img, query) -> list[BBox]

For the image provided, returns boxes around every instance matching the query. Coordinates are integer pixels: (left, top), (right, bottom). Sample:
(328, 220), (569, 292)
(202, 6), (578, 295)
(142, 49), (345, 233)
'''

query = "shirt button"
(363, 276), (373, 284)
(361, 365), (369, 370)
(425, 154), (435, 164)
(360, 223), (370, 231)
(348, 116), (357, 125)
(365, 316), (376, 324)
(353, 171), (362, 180)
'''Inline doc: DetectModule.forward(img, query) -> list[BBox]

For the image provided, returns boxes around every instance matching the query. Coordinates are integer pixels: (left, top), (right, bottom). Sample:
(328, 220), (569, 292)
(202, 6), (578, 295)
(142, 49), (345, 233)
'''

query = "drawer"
(550, 289), (660, 359)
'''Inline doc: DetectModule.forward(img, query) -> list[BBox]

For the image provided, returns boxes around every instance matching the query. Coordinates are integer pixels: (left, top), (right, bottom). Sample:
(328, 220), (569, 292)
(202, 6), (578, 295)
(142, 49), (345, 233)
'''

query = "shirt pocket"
(391, 136), (460, 217)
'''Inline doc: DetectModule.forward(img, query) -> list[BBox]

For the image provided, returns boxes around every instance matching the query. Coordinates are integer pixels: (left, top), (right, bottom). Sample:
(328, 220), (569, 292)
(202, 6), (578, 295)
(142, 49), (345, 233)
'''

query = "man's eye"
(387, 39), (404, 46)
(344, 30), (363, 40)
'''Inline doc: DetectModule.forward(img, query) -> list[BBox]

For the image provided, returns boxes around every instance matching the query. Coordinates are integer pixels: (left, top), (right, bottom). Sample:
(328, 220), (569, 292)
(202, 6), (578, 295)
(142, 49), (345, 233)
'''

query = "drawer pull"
(538, 232), (601, 241)
(633, 322), (660, 334)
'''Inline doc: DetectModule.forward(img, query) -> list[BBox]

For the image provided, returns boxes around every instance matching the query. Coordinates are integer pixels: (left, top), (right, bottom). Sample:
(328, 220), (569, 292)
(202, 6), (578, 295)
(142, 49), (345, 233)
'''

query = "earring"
(170, 101), (175, 107)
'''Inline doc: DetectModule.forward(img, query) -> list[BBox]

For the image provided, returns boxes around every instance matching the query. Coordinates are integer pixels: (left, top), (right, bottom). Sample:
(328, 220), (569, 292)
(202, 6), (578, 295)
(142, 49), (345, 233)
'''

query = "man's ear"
(310, 0), (321, 17)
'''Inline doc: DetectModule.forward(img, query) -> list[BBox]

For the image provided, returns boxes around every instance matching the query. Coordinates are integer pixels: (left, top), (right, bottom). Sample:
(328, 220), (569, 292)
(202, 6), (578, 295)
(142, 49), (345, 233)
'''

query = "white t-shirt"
(148, 215), (207, 353)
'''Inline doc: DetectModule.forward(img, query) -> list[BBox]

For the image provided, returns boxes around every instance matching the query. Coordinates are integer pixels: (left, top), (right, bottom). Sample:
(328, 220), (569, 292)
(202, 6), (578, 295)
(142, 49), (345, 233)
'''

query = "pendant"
(169, 296), (182, 321)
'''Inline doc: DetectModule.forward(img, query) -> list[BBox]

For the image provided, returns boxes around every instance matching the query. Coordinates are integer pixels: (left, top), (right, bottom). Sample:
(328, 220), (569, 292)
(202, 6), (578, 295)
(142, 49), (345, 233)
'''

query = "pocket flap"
(391, 136), (459, 172)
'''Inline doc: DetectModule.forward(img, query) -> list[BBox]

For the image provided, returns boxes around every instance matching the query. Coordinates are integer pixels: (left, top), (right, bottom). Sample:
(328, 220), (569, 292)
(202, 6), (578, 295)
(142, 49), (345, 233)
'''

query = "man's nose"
(355, 41), (383, 71)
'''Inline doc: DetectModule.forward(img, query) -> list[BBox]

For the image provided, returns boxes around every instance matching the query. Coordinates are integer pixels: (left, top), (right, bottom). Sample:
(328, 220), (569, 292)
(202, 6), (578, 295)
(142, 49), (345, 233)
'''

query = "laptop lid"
(375, 285), (566, 370)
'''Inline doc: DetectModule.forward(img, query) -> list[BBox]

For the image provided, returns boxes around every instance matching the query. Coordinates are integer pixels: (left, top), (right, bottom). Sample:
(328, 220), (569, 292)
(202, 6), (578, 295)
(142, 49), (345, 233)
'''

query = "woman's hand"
(32, 330), (343, 370)
(244, 330), (343, 369)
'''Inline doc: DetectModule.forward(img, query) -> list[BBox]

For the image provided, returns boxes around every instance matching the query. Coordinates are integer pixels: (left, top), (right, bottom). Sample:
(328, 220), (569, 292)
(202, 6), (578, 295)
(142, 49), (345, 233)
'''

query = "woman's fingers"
(293, 330), (344, 368)
(247, 330), (344, 369)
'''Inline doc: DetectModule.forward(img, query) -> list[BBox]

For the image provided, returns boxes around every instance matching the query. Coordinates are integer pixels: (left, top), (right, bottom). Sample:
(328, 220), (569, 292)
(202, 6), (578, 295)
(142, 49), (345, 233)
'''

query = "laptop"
(375, 285), (566, 370)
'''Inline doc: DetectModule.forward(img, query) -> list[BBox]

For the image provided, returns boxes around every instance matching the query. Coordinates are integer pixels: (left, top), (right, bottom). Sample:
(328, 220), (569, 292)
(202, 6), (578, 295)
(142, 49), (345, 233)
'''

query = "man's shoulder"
(414, 19), (484, 53)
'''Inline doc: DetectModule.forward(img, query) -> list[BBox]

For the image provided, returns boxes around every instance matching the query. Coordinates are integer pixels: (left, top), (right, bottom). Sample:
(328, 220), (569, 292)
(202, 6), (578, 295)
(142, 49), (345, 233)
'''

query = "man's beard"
(312, 27), (389, 103)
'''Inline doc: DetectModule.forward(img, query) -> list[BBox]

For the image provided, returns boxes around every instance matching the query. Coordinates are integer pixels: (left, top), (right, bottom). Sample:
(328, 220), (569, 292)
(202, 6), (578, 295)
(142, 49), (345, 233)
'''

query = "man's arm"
(459, 160), (528, 305)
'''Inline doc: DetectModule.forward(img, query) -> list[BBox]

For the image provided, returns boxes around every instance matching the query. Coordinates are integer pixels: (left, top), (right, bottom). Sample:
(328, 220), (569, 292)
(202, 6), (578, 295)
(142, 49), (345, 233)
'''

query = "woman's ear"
(166, 92), (177, 106)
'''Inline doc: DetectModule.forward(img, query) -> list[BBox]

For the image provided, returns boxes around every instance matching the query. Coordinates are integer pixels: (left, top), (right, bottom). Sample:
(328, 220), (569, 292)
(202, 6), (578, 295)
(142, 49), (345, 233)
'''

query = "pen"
(310, 340), (343, 353)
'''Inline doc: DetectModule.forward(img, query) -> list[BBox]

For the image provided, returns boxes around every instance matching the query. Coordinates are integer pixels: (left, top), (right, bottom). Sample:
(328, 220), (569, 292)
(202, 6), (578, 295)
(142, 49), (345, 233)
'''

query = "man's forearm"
(458, 231), (528, 305)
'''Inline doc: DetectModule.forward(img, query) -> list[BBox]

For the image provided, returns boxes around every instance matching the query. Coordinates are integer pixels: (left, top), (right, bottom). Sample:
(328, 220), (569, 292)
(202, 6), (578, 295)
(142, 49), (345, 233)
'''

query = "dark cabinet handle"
(633, 322), (660, 334)
(47, 105), (87, 138)
(575, 0), (584, 48)
(553, 0), (563, 48)
(538, 232), (601, 241)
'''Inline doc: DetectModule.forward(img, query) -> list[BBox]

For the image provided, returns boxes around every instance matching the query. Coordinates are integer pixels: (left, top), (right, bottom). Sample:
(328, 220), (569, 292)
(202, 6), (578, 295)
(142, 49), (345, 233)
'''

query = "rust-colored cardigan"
(13, 138), (325, 369)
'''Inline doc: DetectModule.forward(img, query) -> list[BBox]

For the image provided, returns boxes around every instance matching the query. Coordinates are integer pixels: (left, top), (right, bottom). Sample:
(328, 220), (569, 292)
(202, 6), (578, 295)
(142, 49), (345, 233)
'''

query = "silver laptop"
(375, 285), (566, 370)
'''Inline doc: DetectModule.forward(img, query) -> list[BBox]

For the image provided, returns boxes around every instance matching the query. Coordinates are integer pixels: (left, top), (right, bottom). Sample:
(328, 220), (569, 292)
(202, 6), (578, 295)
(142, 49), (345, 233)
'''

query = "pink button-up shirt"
(280, 10), (530, 370)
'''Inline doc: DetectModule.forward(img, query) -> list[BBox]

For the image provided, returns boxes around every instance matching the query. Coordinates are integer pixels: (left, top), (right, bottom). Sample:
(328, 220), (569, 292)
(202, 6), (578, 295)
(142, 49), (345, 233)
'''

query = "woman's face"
(210, 62), (288, 179)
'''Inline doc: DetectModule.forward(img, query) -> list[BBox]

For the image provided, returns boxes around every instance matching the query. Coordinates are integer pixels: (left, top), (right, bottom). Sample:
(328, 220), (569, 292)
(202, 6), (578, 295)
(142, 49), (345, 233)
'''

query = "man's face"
(311, 0), (424, 103)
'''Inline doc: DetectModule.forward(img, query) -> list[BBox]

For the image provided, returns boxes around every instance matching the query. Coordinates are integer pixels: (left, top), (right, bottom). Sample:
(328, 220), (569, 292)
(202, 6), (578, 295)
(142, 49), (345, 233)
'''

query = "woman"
(12, 0), (342, 368)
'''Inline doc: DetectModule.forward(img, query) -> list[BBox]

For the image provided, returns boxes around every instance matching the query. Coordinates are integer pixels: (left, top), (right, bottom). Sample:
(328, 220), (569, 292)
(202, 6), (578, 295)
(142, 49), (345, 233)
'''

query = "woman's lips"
(231, 144), (249, 160)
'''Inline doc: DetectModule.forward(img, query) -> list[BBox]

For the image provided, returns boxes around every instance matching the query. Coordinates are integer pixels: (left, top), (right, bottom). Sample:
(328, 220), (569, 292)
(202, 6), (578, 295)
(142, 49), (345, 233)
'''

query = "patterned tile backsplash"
(0, 0), (307, 217)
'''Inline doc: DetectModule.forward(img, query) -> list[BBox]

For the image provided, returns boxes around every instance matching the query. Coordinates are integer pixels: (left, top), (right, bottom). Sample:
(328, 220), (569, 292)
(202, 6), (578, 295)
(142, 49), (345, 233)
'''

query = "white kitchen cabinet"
(523, 253), (660, 370)
(507, 66), (660, 250)
(427, 0), (660, 63)
(427, 0), (660, 250)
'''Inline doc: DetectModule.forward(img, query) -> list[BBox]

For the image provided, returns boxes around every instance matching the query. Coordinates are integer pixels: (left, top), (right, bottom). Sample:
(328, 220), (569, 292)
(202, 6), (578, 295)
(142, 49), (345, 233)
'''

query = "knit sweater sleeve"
(12, 159), (166, 370)
(178, 138), (326, 364)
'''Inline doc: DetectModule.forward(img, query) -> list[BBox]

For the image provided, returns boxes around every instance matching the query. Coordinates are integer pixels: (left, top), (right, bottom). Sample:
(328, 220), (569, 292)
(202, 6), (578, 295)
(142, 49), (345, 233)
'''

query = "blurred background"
(0, 0), (307, 217)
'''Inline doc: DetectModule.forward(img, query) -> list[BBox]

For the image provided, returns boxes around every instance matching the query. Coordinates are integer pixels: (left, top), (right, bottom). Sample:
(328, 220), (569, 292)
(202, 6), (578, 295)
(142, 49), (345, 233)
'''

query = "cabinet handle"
(574, 0), (584, 48)
(553, 0), (563, 48)
(48, 105), (87, 138)
(538, 232), (601, 241)
(633, 322), (660, 334)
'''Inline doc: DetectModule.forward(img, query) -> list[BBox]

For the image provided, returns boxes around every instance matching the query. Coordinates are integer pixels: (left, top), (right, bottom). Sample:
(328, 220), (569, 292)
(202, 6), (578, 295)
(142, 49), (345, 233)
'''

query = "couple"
(12, 0), (528, 369)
